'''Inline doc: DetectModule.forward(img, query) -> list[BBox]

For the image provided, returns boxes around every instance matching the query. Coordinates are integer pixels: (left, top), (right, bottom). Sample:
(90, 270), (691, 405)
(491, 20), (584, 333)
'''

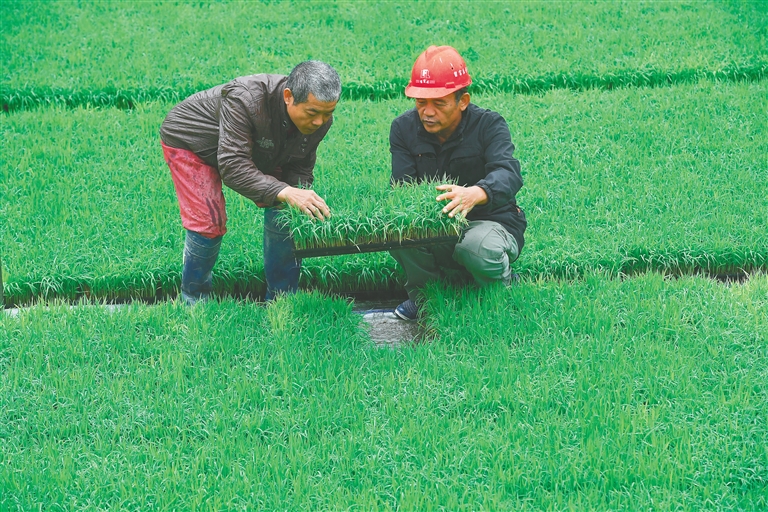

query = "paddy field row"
(2, 80), (765, 305)
(3, 2), (766, 509)
(2, 273), (766, 510)
(1, 1), (766, 109)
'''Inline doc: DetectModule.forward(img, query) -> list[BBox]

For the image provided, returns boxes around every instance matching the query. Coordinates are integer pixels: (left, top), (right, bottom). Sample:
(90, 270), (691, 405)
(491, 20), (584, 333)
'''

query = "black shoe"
(393, 299), (418, 321)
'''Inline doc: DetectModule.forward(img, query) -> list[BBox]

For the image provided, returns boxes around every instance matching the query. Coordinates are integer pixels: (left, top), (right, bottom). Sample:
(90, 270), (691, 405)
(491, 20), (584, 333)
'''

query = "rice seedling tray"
(293, 235), (459, 258)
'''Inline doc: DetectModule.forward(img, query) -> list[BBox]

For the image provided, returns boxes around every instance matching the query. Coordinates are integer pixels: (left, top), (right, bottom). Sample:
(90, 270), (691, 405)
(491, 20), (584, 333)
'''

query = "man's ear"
(459, 92), (470, 112)
(283, 88), (294, 106)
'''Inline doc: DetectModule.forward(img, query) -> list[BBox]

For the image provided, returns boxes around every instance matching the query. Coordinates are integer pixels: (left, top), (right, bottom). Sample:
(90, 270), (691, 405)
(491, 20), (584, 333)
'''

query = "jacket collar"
(277, 84), (298, 137)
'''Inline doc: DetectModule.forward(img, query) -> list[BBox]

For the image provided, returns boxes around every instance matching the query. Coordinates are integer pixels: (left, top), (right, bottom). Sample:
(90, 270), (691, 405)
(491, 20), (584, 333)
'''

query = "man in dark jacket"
(160, 61), (340, 304)
(389, 46), (527, 320)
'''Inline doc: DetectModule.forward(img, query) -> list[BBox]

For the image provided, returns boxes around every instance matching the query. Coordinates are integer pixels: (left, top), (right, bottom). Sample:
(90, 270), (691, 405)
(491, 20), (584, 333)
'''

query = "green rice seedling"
(507, 80), (768, 279)
(2, 276), (766, 509)
(4, 64), (766, 112)
(2, 81), (766, 304)
(301, 251), (405, 295)
(2, 1), (766, 109)
(280, 179), (468, 255)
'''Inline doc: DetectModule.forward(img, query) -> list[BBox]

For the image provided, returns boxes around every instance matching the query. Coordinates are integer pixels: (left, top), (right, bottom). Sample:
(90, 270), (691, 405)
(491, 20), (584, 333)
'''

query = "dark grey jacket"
(390, 103), (527, 251)
(160, 74), (332, 206)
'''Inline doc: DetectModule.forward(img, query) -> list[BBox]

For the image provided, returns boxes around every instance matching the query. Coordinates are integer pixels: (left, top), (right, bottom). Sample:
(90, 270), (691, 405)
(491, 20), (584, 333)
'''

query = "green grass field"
(2, 275), (766, 509)
(2, 81), (765, 304)
(2, 1), (766, 108)
(1, 0), (766, 509)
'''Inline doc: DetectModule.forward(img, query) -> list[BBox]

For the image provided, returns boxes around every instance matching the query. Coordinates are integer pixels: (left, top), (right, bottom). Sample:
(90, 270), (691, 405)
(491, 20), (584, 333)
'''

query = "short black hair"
(454, 87), (469, 103)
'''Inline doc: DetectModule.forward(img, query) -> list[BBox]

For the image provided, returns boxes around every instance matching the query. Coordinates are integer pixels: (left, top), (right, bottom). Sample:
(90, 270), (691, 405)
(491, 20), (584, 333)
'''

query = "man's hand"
(276, 186), (331, 220)
(435, 184), (488, 218)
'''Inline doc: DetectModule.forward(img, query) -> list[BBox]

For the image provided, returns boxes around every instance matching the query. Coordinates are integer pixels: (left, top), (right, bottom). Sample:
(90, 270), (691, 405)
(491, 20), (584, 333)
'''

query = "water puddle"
(3, 304), (127, 318)
(353, 299), (424, 347)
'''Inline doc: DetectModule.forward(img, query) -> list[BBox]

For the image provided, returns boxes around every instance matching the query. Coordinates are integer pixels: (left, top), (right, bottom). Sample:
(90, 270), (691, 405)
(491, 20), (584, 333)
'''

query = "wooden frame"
(293, 236), (459, 258)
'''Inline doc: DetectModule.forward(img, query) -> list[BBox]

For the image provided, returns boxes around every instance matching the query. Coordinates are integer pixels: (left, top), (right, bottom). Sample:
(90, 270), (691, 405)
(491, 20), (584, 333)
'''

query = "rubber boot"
(181, 230), (222, 305)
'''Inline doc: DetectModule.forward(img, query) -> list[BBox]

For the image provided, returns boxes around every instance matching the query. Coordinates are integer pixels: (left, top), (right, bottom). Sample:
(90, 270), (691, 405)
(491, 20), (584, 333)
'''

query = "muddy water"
(353, 299), (424, 347)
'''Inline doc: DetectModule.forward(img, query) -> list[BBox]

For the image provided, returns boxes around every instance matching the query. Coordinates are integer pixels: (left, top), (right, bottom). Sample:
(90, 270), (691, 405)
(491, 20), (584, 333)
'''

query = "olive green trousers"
(390, 220), (519, 302)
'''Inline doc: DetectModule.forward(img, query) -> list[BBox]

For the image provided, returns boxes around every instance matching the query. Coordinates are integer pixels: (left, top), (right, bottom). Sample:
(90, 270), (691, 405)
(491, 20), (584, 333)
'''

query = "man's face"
(415, 92), (470, 142)
(284, 90), (337, 135)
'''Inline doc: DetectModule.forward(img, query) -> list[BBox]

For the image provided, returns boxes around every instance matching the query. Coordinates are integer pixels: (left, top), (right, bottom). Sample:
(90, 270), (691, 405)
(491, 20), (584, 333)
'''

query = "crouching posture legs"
(452, 220), (519, 287)
(390, 220), (519, 320)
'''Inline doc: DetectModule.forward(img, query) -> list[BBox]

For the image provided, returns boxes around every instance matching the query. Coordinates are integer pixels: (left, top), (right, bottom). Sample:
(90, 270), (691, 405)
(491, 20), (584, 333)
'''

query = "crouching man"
(389, 46), (527, 320)
(160, 61), (339, 304)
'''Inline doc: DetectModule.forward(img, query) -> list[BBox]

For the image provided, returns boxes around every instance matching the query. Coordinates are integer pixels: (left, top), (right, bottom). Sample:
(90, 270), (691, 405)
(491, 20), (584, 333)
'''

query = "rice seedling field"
(2, 80), (766, 304)
(283, 180), (468, 255)
(1, 1), (766, 108)
(2, 0), (766, 508)
(2, 275), (766, 509)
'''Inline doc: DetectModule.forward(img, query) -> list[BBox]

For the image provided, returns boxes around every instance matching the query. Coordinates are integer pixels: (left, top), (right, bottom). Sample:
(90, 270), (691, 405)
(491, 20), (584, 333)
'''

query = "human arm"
(216, 85), (290, 206)
(472, 113), (523, 211)
(435, 184), (488, 218)
(276, 185), (330, 220)
(389, 117), (419, 185)
(279, 120), (333, 220)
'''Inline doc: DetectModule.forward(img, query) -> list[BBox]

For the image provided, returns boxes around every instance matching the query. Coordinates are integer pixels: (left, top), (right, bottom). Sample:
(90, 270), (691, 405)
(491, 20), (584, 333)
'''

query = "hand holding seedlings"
(161, 62), (341, 302)
(277, 186), (331, 221)
(435, 184), (488, 218)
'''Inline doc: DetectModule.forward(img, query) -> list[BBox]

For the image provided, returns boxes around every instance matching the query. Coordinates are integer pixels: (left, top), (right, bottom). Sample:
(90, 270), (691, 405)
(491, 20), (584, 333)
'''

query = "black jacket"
(390, 103), (527, 251)
(160, 74), (332, 206)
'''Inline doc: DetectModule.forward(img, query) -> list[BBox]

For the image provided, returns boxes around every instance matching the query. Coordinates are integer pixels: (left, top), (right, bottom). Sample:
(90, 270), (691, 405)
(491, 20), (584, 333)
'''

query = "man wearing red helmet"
(390, 46), (527, 320)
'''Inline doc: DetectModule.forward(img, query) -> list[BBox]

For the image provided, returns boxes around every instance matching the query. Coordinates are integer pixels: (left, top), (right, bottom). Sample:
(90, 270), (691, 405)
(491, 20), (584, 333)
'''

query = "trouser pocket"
(453, 221), (518, 285)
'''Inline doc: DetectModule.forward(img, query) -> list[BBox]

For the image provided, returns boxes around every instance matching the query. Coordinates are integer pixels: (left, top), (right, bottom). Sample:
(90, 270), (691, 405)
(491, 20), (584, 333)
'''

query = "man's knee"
(454, 240), (508, 282)
(453, 222), (517, 284)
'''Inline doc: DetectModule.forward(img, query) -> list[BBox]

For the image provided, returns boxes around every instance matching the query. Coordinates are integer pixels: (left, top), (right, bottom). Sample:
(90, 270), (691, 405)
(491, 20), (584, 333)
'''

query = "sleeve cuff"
(476, 182), (494, 210)
(263, 180), (290, 207)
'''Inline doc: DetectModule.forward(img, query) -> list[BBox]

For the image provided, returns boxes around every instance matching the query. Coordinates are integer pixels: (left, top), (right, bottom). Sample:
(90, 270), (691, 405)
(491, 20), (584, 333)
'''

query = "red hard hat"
(405, 45), (472, 99)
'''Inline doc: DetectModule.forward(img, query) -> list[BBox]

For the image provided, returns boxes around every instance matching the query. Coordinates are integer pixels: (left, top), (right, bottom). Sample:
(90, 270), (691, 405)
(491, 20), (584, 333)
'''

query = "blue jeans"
(263, 206), (301, 301)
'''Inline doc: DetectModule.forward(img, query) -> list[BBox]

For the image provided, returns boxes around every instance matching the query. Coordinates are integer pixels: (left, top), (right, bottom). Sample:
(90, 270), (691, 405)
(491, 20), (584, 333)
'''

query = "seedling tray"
(294, 236), (459, 258)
